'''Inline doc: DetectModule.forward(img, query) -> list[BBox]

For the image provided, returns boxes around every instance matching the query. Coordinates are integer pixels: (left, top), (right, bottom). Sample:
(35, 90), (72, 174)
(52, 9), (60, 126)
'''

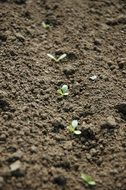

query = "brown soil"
(0, 0), (126, 190)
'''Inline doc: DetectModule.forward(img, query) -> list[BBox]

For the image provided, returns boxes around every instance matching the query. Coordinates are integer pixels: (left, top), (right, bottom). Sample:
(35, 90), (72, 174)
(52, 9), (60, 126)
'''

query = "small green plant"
(67, 120), (81, 135)
(42, 21), (50, 29)
(81, 173), (96, 186)
(57, 84), (69, 96)
(47, 53), (67, 62)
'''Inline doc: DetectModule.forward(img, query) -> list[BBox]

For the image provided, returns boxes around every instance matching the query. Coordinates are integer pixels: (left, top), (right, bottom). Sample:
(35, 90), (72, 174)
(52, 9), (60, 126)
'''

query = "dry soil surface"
(0, 0), (126, 190)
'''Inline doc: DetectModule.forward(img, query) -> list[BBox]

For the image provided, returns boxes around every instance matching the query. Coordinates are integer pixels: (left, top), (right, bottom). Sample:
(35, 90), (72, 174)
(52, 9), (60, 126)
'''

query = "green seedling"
(67, 120), (81, 135)
(81, 173), (96, 186)
(47, 53), (67, 62)
(57, 84), (69, 96)
(42, 21), (50, 29)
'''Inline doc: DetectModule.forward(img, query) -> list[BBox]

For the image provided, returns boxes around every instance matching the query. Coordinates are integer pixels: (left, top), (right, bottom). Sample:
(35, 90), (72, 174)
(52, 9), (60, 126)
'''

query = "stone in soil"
(10, 160), (22, 172)
(10, 160), (25, 177)
(30, 145), (37, 153)
(106, 116), (117, 127)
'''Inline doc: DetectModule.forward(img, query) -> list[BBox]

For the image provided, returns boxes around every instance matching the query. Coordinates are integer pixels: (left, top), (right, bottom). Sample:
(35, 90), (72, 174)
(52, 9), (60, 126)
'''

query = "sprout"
(47, 53), (67, 62)
(57, 84), (69, 96)
(57, 54), (67, 62)
(42, 21), (50, 29)
(67, 120), (81, 135)
(89, 75), (97, 81)
(81, 173), (96, 186)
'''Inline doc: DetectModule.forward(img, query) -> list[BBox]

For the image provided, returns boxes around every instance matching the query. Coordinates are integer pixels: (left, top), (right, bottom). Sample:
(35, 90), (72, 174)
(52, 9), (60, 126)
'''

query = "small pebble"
(90, 148), (97, 156)
(30, 145), (37, 153)
(10, 161), (25, 177)
(10, 160), (22, 172)
(106, 116), (117, 127)
(86, 153), (91, 160)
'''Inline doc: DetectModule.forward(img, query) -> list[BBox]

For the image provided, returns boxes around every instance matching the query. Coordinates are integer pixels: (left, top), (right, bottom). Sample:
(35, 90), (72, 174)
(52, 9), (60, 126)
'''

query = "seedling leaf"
(81, 173), (96, 186)
(62, 84), (68, 93)
(47, 53), (67, 62)
(88, 181), (96, 186)
(89, 75), (97, 80)
(57, 89), (63, 96)
(57, 53), (67, 61)
(74, 130), (81, 135)
(71, 120), (78, 128)
(57, 84), (69, 96)
(67, 125), (75, 133)
(47, 54), (57, 61)
(67, 120), (81, 135)
(42, 22), (50, 29)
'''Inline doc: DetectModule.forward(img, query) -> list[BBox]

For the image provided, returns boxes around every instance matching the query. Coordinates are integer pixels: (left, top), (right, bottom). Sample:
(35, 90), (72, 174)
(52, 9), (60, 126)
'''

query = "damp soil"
(0, 0), (126, 190)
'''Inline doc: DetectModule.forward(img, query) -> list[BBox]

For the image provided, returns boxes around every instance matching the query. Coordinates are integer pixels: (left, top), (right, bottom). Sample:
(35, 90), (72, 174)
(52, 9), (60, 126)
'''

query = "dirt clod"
(52, 119), (65, 133)
(0, 134), (7, 142)
(106, 15), (126, 25)
(14, 0), (26, 4)
(7, 150), (23, 163)
(81, 123), (96, 140)
(63, 65), (76, 76)
(101, 116), (117, 129)
(15, 33), (25, 42)
(117, 58), (126, 69)
(53, 175), (67, 186)
(115, 102), (126, 115)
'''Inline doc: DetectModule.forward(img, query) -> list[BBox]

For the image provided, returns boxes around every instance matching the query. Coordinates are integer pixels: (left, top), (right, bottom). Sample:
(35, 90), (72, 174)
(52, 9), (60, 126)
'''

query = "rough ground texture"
(0, 0), (126, 190)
